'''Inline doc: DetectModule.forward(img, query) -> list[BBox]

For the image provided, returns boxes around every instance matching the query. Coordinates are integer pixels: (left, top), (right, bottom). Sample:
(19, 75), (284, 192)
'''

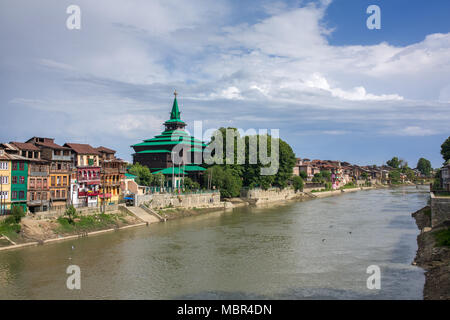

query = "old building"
(10, 142), (50, 213)
(0, 148), (11, 214)
(131, 92), (207, 185)
(96, 146), (126, 205)
(27, 137), (72, 209)
(441, 162), (450, 191)
(0, 143), (30, 212)
(64, 143), (101, 207)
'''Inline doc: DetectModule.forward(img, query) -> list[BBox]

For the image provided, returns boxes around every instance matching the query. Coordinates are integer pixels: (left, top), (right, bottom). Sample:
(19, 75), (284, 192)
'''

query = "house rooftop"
(10, 141), (40, 151)
(64, 143), (100, 155)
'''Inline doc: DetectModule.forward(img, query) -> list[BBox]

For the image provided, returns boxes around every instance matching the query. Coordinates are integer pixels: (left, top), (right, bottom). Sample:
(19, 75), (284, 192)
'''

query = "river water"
(0, 186), (429, 299)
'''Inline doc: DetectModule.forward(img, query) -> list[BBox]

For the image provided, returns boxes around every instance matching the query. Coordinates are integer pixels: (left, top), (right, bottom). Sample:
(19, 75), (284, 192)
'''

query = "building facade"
(0, 148), (11, 214)
(97, 146), (126, 205)
(27, 137), (72, 209)
(64, 143), (101, 207)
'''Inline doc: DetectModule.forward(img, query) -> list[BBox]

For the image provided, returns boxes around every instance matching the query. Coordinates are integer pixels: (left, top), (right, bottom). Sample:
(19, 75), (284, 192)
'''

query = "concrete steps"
(124, 206), (160, 224)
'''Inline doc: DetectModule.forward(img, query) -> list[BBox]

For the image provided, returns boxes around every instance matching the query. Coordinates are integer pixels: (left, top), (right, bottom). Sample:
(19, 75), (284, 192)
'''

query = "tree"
(152, 172), (165, 188)
(11, 205), (25, 223)
(320, 170), (331, 181)
(389, 170), (401, 184)
(441, 136), (450, 163)
(292, 176), (304, 192)
(203, 166), (242, 198)
(361, 172), (368, 180)
(65, 205), (77, 224)
(184, 177), (200, 190)
(416, 158), (432, 176)
(299, 171), (307, 180)
(128, 163), (153, 186)
(387, 157), (400, 169)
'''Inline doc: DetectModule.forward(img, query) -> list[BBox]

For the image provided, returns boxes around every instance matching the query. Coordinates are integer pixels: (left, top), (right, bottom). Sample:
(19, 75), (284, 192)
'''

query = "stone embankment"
(412, 205), (450, 300)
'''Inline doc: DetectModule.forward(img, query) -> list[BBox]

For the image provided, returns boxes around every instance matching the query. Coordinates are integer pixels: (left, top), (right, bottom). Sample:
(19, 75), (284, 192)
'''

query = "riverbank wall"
(135, 191), (223, 209)
(240, 187), (305, 205)
(412, 206), (450, 300)
(430, 192), (450, 228)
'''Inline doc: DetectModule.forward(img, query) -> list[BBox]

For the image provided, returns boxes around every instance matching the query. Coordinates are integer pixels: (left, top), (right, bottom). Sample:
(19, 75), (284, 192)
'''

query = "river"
(0, 186), (429, 299)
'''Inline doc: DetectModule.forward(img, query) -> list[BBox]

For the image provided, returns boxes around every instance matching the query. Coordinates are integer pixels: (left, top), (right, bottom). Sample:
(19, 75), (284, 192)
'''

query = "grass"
(434, 228), (450, 247)
(0, 219), (21, 242)
(56, 213), (123, 234)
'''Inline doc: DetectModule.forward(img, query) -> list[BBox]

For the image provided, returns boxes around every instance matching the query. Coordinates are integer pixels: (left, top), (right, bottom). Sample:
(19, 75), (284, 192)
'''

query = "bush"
(292, 176), (304, 191)
(434, 228), (450, 247)
(65, 205), (77, 224)
(11, 206), (25, 223)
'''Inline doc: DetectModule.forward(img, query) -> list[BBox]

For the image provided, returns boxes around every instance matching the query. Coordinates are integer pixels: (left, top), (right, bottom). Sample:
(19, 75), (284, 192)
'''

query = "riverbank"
(0, 210), (145, 252)
(412, 206), (450, 300)
(0, 184), (413, 252)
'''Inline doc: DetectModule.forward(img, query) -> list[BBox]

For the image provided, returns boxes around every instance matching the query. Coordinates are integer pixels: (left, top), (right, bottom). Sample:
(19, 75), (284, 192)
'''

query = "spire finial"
(174, 89), (177, 98)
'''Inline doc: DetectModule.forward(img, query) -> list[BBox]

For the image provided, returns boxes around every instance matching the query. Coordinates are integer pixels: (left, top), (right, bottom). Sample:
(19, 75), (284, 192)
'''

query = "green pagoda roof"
(153, 167), (187, 175)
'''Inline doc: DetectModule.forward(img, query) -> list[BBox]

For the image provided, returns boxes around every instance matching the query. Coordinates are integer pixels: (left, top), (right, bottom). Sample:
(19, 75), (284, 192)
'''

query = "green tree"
(387, 157), (400, 169)
(128, 163), (153, 186)
(203, 166), (242, 198)
(441, 136), (450, 163)
(299, 171), (307, 180)
(184, 177), (200, 190)
(292, 176), (304, 192)
(389, 170), (401, 184)
(416, 158), (432, 176)
(320, 170), (332, 181)
(11, 205), (25, 223)
(152, 172), (165, 187)
(65, 205), (77, 224)
(361, 172), (368, 180)
(432, 169), (442, 190)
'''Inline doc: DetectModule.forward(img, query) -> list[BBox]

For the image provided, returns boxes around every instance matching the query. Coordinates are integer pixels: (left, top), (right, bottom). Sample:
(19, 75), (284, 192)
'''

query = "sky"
(0, 0), (449, 168)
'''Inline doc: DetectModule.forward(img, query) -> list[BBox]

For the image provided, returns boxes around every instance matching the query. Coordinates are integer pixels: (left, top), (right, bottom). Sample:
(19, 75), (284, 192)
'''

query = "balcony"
(78, 178), (101, 185)
(30, 171), (48, 177)
(27, 200), (49, 206)
(52, 155), (72, 161)
(78, 191), (99, 197)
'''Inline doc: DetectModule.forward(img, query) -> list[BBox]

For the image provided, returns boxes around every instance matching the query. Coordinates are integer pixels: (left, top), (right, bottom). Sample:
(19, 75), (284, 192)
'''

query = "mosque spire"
(170, 89), (181, 120)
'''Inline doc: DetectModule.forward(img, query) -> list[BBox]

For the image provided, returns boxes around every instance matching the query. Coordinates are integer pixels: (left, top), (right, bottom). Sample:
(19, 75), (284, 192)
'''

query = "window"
(57, 163), (62, 170)
(12, 191), (17, 200)
(12, 162), (18, 170)
(0, 162), (8, 170)
(19, 191), (24, 199)
(42, 192), (47, 200)
(56, 190), (60, 199)
(0, 191), (9, 200)
(51, 190), (55, 199)
(63, 176), (68, 186)
(62, 190), (66, 198)
(51, 176), (56, 186)
(43, 178), (47, 188)
(20, 176), (25, 184)
(12, 176), (17, 184)
(19, 162), (24, 171)
(57, 176), (61, 186)
(0, 176), (8, 184)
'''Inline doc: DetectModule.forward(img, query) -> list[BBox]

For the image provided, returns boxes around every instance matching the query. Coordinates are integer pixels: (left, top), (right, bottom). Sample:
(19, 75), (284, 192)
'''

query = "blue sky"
(0, 0), (449, 168)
